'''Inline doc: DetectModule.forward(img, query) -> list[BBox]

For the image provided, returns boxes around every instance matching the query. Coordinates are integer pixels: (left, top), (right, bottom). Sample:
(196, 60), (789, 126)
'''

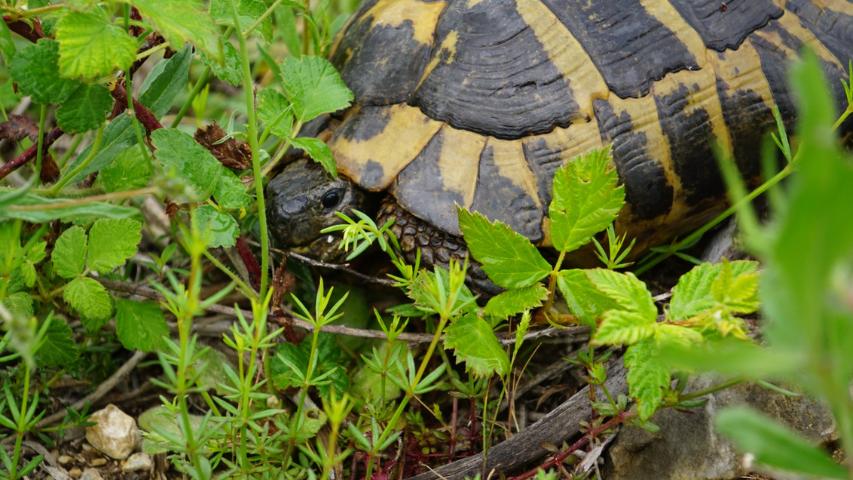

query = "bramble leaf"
(587, 269), (656, 320)
(281, 56), (354, 122)
(557, 269), (618, 327)
(56, 84), (113, 133)
(10, 39), (80, 104)
(86, 218), (142, 274)
(115, 299), (168, 352)
(669, 261), (759, 320)
(292, 137), (336, 178)
(152, 128), (222, 199)
(549, 148), (624, 253)
(593, 310), (655, 346)
(99, 147), (152, 192)
(193, 205), (239, 248)
(458, 209), (551, 289)
(214, 170), (252, 210)
(53, 226), (87, 279)
(63, 277), (112, 331)
(201, 41), (241, 86)
(257, 88), (293, 137)
(55, 10), (137, 80)
(716, 407), (847, 479)
(484, 284), (548, 319)
(444, 313), (510, 377)
(35, 318), (79, 367)
(130, 0), (218, 58)
(625, 340), (669, 420)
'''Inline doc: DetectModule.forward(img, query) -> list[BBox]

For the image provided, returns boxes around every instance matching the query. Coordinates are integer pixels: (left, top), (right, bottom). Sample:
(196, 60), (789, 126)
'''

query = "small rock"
(89, 457), (107, 467)
(607, 376), (835, 480)
(80, 468), (103, 480)
(85, 404), (139, 460)
(122, 452), (153, 472)
(68, 467), (82, 479)
(58, 454), (73, 465)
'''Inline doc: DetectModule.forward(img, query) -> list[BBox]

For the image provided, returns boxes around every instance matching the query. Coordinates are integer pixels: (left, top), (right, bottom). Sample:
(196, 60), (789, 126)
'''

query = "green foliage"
(55, 9), (137, 80)
(130, 0), (218, 57)
(63, 276), (113, 330)
(55, 84), (113, 133)
(115, 299), (168, 352)
(280, 55), (353, 122)
(444, 314), (510, 377)
(10, 39), (80, 104)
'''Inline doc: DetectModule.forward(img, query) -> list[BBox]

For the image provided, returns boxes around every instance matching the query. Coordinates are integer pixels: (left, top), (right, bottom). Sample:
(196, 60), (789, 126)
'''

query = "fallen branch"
(406, 362), (628, 480)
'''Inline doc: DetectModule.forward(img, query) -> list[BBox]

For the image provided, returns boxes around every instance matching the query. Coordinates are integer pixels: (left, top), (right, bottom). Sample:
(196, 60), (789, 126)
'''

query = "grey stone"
(85, 404), (140, 460)
(79, 468), (103, 480)
(607, 376), (835, 480)
(122, 452), (154, 472)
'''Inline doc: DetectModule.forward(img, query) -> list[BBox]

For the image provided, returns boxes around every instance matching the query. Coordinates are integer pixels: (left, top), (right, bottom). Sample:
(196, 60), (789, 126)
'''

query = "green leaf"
(458, 209), (551, 289)
(484, 284), (548, 319)
(99, 147), (152, 192)
(0, 192), (139, 223)
(0, 17), (17, 63)
(625, 340), (669, 420)
(63, 277), (112, 330)
(270, 334), (348, 397)
(115, 299), (168, 352)
(549, 148), (624, 253)
(587, 269), (656, 320)
(139, 46), (193, 117)
(86, 219), (142, 274)
(557, 269), (618, 327)
(55, 10), (137, 80)
(257, 88), (293, 138)
(593, 310), (655, 346)
(52, 226), (87, 279)
(138, 405), (204, 455)
(130, 0), (218, 58)
(659, 338), (803, 379)
(35, 318), (79, 367)
(213, 170), (251, 210)
(193, 205), (239, 248)
(3, 292), (33, 320)
(201, 41), (241, 86)
(716, 407), (847, 479)
(291, 137), (336, 178)
(210, 0), (270, 34)
(710, 261), (759, 314)
(669, 261), (759, 320)
(281, 55), (354, 122)
(10, 39), (81, 104)
(444, 313), (510, 377)
(55, 84), (113, 133)
(152, 128), (221, 199)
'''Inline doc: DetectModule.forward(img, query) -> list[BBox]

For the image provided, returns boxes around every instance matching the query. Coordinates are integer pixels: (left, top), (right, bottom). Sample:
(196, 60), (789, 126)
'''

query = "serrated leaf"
(201, 41), (241, 86)
(549, 148), (624, 253)
(56, 83), (112, 133)
(625, 340), (669, 420)
(593, 310), (656, 346)
(458, 209), (551, 289)
(587, 269), (656, 320)
(35, 318), (78, 367)
(484, 284), (548, 319)
(669, 261), (759, 320)
(710, 261), (759, 314)
(291, 137), (336, 178)
(99, 146), (152, 192)
(131, 0), (218, 58)
(213, 170), (251, 210)
(193, 205), (239, 248)
(281, 55), (354, 122)
(257, 88), (293, 137)
(10, 39), (81, 104)
(0, 17), (16, 63)
(557, 269), (618, 327)
(56, 10), (137, 80)
(52, 226), (87, 279)
(86, 218), (142, 274)
(63, 277), (112, 330)
(3, 292), (33, 320)
(444, 313), (510, 377)
(210, 0), (269, 34)
(115, 299), (168, 352)
(654, 323), (703, 346)
(716, 407), (847, 479)
(152, 128), (220, 199)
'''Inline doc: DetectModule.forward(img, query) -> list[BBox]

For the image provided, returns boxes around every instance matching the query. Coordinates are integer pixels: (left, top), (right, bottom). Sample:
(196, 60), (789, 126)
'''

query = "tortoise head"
(266, 159), (367, 261)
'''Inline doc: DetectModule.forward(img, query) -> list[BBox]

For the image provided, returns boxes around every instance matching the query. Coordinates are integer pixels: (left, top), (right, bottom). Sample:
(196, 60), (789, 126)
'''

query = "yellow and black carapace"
(267, 0), (852, 281)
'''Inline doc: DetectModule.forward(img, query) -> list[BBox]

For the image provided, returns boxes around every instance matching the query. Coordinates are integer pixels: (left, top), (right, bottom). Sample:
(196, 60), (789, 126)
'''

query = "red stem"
(237, 236), (262, 289)
(509, 411), (632, 480)
(110, 82), (162, 133)
(0, 128), (62, 181)
(2, 16), (43, 43)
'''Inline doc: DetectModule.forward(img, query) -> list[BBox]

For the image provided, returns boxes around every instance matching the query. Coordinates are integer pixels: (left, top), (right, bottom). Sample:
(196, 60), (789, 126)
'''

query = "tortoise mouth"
(290, 233), (348, 263)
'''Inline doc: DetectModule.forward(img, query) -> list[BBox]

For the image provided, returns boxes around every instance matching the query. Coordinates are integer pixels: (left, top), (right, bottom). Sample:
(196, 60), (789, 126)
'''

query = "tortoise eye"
(321, 189), (343, 209)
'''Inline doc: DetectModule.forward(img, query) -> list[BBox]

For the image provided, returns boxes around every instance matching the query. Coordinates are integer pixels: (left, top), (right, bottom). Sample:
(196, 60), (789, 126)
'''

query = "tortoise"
(266, 0), (852, 287)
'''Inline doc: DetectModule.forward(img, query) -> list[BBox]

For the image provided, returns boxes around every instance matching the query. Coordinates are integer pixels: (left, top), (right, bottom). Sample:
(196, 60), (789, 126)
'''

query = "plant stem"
(10, 363), (31, 480)
(170, 68), (211, 128)
(32, 104), (47, 188)
(231, 1), (270, 296)
(48, 125), (105, 195)
(9, 187), (158, 212)
(676, 377), (744, 403)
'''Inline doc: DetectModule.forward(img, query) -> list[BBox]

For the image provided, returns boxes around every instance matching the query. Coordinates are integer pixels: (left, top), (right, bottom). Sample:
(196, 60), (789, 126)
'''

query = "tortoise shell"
(326, 0), (852, 247)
